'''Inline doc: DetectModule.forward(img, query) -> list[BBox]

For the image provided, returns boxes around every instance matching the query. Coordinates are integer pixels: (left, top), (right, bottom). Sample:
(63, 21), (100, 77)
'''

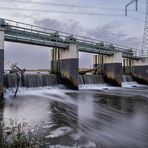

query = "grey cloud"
(5, 43), (51, 69)
(87, 23), (141, 49)
(35, 18), (141, 48)
(35, 18), (84, 35)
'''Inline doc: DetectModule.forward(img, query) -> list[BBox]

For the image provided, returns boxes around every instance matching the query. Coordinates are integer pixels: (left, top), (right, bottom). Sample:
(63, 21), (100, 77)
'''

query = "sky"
(0, 0), (146, 69)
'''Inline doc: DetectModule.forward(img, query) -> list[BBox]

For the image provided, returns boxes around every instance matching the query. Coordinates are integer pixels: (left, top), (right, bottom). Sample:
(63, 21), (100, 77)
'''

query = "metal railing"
(0, 18), (141, 58)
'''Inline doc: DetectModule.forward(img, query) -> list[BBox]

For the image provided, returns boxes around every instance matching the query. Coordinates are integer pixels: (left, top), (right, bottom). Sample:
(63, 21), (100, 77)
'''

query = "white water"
(2, 85), (148, 147)
(79, 84), (118, 91)
(122, 81), (147, 88)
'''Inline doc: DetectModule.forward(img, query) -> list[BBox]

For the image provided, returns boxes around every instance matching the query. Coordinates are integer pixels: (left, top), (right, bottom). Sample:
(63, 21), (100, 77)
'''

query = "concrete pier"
(93, 54), (104, 74)
(59, 44), (79, 89)
(93, 52), (122, 86)
(51, 48), (60, 74)
(0, 28), (4, 98)
(103, 52), (122, 86)
(132, 58), (148, 84)
(123, 58), (132, 74)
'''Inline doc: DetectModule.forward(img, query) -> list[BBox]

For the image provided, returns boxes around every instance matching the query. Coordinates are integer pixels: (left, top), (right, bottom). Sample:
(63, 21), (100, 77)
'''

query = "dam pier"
(93, 53), (148, 86)
(0, 18), (148, 97)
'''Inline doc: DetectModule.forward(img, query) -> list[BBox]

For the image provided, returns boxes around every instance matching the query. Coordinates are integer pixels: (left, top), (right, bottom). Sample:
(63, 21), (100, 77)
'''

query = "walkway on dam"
(0, 18), (140, 59)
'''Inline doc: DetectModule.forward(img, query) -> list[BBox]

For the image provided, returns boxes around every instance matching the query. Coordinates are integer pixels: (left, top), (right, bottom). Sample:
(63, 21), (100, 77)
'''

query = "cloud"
(5, 43), (51, 69)
(87, 23), (141, 49)
(35, 18), (85, 35)
(35, 18), (141, 48)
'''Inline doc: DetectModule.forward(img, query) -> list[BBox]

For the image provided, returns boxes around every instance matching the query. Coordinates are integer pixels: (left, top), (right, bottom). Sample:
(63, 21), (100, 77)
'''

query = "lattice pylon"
(141, 0), (148, 57)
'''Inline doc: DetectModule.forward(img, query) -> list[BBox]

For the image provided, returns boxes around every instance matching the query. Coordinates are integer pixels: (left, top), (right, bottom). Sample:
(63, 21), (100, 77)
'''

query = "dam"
(0, 18), (148, 148)
(0, 18), (148, 96)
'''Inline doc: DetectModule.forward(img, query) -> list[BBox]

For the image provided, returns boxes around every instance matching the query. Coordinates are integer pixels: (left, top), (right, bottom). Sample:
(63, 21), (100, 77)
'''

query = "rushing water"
(1, 84), (148, 148)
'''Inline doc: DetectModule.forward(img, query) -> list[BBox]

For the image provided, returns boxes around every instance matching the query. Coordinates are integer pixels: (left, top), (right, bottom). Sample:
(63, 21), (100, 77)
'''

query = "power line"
(125, 0), (138, 16)
(1, 0), (145, 14)
(0, 6), (144, 22)
(0, 6), (125, 16)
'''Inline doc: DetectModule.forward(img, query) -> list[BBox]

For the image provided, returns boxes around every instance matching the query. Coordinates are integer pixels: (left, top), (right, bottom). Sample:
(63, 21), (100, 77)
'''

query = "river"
(0, 84), (148, 148)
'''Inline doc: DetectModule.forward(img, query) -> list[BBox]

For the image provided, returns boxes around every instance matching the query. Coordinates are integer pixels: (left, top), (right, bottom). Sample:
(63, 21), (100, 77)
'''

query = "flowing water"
(122, 75), (145, 88)
(1, 73), (148, 147)
(1, 84), (148, 148)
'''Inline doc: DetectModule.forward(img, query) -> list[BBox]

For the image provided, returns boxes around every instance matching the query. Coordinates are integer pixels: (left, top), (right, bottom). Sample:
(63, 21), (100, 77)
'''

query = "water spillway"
(122, 75), (134, 82)
(121, 74), (146, 88)
(4, 73), (147, 89)
(81, 74), (104, 84)
(78, 75), (84, 85)
(4, 73), (60, 88)
(4, 73), (105, 88)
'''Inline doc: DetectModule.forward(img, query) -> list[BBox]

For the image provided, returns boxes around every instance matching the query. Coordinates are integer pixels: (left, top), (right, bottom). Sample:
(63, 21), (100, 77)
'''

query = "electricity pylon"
(125, 0), (138, 16)
(141, 0), (148, 57)
(125, 0), (148, 58)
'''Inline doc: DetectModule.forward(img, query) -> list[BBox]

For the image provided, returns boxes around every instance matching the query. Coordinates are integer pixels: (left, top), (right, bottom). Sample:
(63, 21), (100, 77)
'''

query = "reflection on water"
(1, 87), (148, 147)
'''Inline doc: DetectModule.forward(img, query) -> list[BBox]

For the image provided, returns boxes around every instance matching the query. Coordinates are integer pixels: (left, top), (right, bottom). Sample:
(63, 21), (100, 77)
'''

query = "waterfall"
(42, 74), (60, 86)
(122, 75), (145, 88)
(122, 75), (134, 82)
(4, 73), (19, 88)
(82, 74), (104, 84)
(4, 73), (60, 88)
(23, 74), (43, 87)
(79, 75), (84, 84)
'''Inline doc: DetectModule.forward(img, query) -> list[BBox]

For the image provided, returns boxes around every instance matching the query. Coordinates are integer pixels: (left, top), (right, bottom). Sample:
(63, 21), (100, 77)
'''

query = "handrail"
(0, 18), (142, 57)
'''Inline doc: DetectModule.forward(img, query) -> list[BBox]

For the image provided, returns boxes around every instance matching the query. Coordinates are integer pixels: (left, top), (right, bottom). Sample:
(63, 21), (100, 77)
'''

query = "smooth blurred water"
(1, 85), (148, 148)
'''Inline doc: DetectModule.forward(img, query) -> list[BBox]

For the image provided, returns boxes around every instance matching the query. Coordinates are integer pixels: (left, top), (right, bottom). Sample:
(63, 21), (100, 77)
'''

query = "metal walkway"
(0, 18), (140, 59)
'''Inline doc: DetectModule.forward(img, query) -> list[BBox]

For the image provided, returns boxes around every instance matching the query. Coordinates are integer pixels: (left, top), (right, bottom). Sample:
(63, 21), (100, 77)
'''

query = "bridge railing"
(1, 18), (141, 58)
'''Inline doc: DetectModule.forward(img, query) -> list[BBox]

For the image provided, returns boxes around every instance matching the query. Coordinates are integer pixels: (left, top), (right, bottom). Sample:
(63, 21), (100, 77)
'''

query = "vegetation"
(0, 120), (47, 148)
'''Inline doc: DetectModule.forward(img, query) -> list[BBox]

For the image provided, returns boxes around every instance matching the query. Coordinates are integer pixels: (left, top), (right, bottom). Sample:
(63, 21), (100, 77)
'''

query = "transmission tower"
(141, 0), (148, 57)
(125, 0), (138, 16)
(125, 0), (148, 58)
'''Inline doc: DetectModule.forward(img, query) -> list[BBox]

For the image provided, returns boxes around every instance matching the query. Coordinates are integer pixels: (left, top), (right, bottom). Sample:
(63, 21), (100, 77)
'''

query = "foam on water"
(2, 84), (148, 147)
(45, 126), (73, 138)
(79, 84), (118, 91)
(122, 81), (147, 88)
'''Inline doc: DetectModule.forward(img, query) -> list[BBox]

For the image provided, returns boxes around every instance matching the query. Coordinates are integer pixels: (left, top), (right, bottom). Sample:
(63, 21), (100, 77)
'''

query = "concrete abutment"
(51, 44), (79, 90)
(0, 28), (4, 98)
(132, 58), (148, 84)
(93, 52), (122, 86)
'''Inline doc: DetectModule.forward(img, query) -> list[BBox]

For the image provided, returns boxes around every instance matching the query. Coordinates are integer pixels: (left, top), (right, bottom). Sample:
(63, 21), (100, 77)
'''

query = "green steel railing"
(0, 18), (141, 59)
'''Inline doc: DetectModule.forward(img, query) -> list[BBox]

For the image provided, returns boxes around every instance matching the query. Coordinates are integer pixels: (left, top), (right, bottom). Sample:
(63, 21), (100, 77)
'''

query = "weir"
(0, 18), (148, 95)
(4, 73), (60, 88)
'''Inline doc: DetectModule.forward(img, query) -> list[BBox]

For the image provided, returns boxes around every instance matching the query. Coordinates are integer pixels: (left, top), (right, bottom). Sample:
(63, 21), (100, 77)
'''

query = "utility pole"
(142, 0), (148, 57)
(125, 0), (138, 16)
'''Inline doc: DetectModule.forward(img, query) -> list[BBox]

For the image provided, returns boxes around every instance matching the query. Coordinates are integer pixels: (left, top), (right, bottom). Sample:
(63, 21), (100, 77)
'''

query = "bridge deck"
(0, 18), (140, 59)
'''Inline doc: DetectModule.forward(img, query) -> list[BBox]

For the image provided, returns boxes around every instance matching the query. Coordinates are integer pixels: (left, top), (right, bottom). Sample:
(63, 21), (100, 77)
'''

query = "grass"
(0, 120), (47, 148)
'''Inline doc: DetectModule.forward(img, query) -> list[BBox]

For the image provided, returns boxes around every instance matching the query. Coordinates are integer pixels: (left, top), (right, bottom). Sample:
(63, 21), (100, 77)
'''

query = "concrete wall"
(122, 58), (132, 74)
(0, 28), (4, 98)
(93, 52), (122, 86)
(103, 52), (122, 86)
(51, 48), (60, 74)
(59, 44), (79, 90)
(132, 58), (148, 84)
(93, 54), (103, 74)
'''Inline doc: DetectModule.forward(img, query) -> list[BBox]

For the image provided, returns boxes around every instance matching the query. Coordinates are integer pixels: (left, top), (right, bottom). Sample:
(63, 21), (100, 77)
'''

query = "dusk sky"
(0, 0), (146, 69)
